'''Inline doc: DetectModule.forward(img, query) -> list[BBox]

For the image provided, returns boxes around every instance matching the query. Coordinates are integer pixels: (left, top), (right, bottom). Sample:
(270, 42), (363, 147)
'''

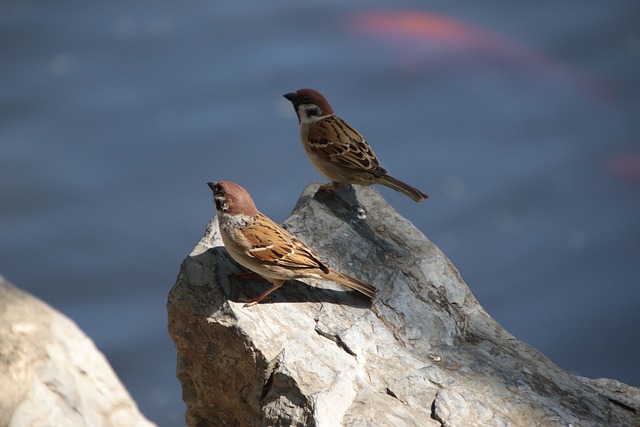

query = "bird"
(283, 88), (429, 202)
(207, 181), (376, 307)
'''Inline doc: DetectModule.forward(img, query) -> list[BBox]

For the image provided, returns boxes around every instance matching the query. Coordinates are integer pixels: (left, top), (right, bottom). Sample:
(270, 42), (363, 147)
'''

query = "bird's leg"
(317, 181), (342, 192)
(241, 279), (284, 308)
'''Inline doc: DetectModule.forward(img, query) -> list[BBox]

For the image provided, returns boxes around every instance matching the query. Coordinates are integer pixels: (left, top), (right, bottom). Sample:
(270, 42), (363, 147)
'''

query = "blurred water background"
(2, 1), (639, 425)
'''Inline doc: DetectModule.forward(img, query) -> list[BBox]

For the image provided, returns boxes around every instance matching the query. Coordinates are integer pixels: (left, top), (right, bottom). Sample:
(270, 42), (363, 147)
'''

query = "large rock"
(0, 276), (155, 427)
(167, 183), (640, 426)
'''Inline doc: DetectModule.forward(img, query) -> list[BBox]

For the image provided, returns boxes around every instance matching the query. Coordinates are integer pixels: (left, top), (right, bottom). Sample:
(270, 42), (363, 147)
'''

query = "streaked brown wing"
(307, 116), (387, 176)
(242, 213), (328, 272)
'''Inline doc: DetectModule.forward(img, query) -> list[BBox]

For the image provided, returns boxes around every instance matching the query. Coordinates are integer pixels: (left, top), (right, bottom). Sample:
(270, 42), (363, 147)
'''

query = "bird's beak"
(207, 182), (216, 191)
(283, 92), (297, 103)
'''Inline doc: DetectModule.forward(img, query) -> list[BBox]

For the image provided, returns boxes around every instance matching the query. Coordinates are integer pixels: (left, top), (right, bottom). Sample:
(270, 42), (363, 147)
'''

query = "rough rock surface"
(0, 276), (155, 427)
(167, 183), (640, 426)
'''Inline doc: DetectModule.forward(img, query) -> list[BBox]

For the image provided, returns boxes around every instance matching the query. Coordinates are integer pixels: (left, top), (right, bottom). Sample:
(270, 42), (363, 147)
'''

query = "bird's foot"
(317, 181), (342, 192)
(240, 295), (271, 307)
(238, 279), (284, 308)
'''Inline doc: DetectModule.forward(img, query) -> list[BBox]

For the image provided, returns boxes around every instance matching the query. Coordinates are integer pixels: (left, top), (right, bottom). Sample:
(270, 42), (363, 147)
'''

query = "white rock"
(168, 183), (640, 426)
(0, 276), (155, 427)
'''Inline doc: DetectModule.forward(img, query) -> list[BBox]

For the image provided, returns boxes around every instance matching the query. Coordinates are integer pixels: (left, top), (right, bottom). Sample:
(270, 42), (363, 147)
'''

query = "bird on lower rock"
(208, 180), (375, 307)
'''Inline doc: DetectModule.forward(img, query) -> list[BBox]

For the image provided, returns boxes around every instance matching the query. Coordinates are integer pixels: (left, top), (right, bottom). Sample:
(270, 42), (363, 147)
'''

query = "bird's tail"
(325, 269), (376, 299)
(378, 175), (429, 202)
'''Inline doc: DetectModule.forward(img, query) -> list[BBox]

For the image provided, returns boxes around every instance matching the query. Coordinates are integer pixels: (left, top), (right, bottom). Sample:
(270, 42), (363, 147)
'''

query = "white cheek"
(297, 105), (310, 122)
(297, 105), (326, 125)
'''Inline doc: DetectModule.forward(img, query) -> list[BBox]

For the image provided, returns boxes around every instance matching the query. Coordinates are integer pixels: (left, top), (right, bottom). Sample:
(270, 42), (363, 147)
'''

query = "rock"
(167, 183), (640, 426)
(0, 276), (156, 427)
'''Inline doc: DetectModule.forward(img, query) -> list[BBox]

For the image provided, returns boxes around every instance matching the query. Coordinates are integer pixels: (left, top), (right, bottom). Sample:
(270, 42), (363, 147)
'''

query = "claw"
(238, 279), (284, 308)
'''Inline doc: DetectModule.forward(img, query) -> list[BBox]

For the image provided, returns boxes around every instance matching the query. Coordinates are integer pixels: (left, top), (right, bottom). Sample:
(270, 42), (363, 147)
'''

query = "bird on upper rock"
(283, 88), (429, 202)
(208, 180), (376, 307)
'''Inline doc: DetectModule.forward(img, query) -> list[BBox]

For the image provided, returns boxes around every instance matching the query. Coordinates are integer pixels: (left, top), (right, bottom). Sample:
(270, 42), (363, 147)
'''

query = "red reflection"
(607, 153), (640, 185)
(348, 11), (610, 99)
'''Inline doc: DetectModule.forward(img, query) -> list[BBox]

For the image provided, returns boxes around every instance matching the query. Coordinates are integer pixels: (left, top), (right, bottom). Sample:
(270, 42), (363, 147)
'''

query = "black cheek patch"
(306, 107), (320, 117)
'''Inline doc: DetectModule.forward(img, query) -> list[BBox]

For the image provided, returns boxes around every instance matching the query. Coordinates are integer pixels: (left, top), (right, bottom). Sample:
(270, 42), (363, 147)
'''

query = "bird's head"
(283, 88), (334, 124)
(207, 181), (258, 216)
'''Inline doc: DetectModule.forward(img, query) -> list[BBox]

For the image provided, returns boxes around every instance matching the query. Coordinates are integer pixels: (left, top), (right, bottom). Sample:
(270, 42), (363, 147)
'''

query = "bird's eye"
(302, 95), (311, 103)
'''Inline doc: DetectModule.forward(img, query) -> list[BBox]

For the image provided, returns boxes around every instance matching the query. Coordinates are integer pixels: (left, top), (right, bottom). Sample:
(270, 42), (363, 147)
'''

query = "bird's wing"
(241, 213), (329, 273)
(306, 115), (387, 175)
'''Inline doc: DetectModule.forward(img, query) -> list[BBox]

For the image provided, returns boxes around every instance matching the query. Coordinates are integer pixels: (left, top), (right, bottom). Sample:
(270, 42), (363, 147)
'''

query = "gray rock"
(167, 183), (640, 426)
(0, 276), (156, 427)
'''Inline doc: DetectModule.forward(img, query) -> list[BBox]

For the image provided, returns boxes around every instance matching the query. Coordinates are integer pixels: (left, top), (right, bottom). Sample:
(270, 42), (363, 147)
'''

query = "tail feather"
(378, 175), (429, 202)
(325, 269), (376, 299)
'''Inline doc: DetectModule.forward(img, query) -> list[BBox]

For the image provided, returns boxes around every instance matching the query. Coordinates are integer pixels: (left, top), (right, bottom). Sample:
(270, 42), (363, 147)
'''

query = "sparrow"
(207, 181), (376, 307)
(283, 88), (429, 202)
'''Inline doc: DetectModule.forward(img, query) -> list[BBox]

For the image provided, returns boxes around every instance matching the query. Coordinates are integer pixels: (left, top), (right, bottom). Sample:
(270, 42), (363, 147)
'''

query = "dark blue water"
(2, 1), (639, 424)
